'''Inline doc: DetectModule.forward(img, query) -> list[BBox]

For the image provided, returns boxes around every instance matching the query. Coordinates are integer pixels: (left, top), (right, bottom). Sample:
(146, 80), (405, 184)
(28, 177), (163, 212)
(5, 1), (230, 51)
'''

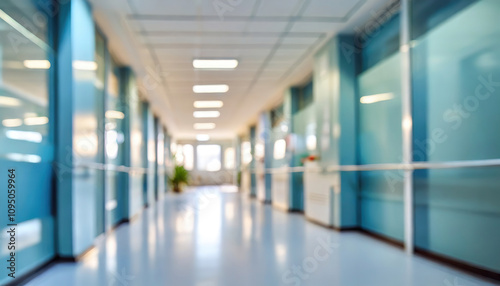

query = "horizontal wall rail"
(72, 162), (148, 174)
(241, 158), (500, 174)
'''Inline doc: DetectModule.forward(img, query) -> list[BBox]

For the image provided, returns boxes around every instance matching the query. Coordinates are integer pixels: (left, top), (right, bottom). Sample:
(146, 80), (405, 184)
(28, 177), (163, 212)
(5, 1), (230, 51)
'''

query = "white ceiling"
(90, 0), (392, 140)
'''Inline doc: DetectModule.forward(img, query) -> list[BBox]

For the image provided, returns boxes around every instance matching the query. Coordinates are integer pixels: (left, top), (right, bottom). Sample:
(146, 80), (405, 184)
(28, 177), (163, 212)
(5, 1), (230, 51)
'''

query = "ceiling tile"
(143, 35), (279, 46)
(302, 0), (361, 18)
(134, 20), (203, 32)
(202, 21), (248, 32)
(255, 0), (301, 17)
(133, 0), (199, 16)
(289, 22), (343, 33)
(281, 35), (323, 45)
(245, 21), (288, 33)
(201, 0), (258, 17)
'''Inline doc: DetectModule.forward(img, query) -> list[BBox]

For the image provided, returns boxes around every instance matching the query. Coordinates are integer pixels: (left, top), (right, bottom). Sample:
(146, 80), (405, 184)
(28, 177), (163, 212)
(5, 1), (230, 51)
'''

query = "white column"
(400, 0), (414, 255)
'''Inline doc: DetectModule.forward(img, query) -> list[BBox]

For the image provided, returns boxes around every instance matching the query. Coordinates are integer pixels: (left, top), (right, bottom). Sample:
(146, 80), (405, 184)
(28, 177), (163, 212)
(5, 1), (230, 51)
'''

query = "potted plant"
(169, 165), (189, 193)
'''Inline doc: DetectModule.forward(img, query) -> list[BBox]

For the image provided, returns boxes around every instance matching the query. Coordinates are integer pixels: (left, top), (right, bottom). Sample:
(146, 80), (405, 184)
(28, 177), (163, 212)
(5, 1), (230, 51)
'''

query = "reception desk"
(304, 161), (339, 227)
(271, 166), (290, 211)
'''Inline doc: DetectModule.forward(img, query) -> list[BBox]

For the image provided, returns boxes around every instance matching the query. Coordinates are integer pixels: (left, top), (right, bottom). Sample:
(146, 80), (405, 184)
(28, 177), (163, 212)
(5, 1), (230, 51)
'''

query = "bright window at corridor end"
(197, 145), (221, 171)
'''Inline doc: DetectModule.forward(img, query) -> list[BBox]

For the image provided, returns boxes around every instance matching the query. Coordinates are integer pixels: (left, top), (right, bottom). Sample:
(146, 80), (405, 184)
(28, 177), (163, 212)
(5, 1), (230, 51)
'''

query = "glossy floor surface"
(26, 186), (498, 286)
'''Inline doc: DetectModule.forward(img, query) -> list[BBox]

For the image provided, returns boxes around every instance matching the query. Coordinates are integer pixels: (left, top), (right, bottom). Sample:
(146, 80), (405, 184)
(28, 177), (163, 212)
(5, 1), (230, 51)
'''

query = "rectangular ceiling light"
(105, 110), (125, 119)
(6, 130), (43, 143)
(193, 59), (238, 69)
(73, 60), (98, 71)
(193, 85), (229, 94)
(23, 60), (51, 69)
(193, 101), (224, 108)
(196, 134), (210, 142)
(360, 93), (394, 104)
(2, 118), (23, 127)
(24, 116), (49, 126)
(0, 96), (21, 107)
(194, 123), (216, 130)
(193, 111), (220, 118)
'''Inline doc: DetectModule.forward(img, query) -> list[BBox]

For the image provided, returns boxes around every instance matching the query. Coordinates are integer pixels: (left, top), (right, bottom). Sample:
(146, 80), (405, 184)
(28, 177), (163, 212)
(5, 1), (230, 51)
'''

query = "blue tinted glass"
(415, 167), (500, 272)
(357, 53), (403, 241)
(0, 1), (54, 284)
(357, 4), (403, 240)
(411, 0), (478, 40)
(359, 12), (400, 73)
(105, 54), (125, 229)
(412, 0), (500, 162)
(358, 53), (402, 165)
(412, 0), (500, 273)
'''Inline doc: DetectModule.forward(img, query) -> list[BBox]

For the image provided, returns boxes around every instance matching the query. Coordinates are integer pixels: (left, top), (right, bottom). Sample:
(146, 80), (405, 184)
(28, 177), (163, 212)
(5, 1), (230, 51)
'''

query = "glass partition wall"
(357, 7), (404, 241)
(355, 0), (500, 275)
(105, 56), (126, 230)
(0, 1), (55, 283)
(411, 0), (500, 273)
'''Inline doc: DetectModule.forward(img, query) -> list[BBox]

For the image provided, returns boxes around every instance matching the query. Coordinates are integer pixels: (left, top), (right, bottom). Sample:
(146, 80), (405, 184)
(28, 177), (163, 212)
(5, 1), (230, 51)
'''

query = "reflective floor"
(27, 186), (498, 286)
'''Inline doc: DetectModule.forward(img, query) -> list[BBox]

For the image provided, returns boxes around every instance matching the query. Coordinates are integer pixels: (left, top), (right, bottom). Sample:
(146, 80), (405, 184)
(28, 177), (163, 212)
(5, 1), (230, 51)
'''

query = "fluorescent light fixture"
(5, 153), (41, 163)
(23, 60), (51, 69)
(196, 134), (210, 142)
(194, 123), (216, 130)
(6, 130), (43, 143)
(0, 96), (21, 107)
(360, 93), (394, 104)
(73, 60), (98, 71)
(193, 85), (229, 94)
(193, 101), (224, 108)
(105, 110), (125, 119)
(2, 119), (22, 127)
(193, 59), (238, 69)
(24, 116), (49, 126)
(193, 111), (220, 118)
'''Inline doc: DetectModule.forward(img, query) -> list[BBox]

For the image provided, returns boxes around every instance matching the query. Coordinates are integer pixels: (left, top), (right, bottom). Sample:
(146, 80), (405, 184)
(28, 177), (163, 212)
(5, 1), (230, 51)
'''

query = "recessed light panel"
(193, 101), (224, 108)
(73, 60), (98, 71)
(193, 85), (229, 94)
(6, 130), (43, 143)
(106, 110), (125, 119)
(23, 60), (51, 69)
(0, 96), (21, 107)
(193, 111), (220, 118)
(193, 59), (238, 69)
(196, 134), (210, 141)
(194, 123), (216, 130)
(2, 119), (23, 127)
(24, 116), (49, 126)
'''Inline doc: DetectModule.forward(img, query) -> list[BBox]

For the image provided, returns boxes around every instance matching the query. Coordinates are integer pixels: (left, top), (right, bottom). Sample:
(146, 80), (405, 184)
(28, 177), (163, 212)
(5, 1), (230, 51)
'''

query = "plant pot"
(173, 183), (182, 193)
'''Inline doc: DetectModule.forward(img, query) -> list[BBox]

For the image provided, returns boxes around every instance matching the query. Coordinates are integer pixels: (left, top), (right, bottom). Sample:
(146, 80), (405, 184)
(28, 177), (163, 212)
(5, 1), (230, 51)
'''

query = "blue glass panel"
(105, 57), (125, 229)
(359, 12), (400, 73)
(290, 97), (316, 211)
(415, 167), (500, 272)
(411, 0), (478, 40)
(358, 50), (403, 240)
(0, 0), (55, 284)
(358, 53), (402, 165)
(70, 0), (102, 255)
(412, 0), (500, 272)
